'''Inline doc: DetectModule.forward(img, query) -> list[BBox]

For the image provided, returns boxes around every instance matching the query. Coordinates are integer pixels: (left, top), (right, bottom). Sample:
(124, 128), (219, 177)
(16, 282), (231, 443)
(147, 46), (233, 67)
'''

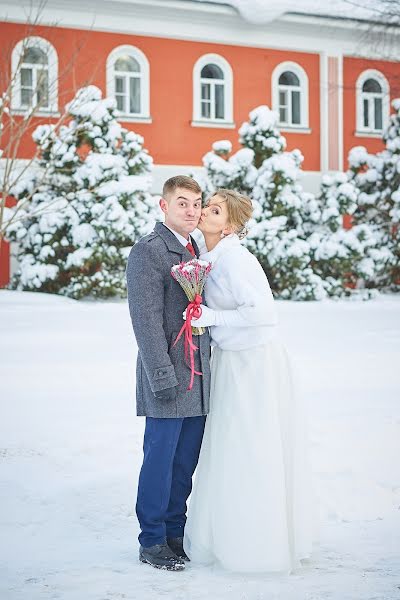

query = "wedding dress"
(183, 234), (318, 573)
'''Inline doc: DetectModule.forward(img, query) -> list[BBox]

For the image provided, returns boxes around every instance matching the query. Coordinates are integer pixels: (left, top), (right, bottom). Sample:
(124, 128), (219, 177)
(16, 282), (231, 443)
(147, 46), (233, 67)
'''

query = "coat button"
(158, 370), (163, 376)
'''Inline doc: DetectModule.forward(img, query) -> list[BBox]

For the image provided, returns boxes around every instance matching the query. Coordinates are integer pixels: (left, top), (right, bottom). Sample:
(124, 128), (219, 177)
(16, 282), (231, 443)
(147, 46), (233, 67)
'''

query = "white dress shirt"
(162, 223), (193, 248)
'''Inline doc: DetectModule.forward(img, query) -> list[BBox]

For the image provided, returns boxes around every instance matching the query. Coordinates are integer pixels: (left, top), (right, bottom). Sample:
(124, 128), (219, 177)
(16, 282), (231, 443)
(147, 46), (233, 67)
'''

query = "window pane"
(279, 107), (288, 123)
(23, 47), (48, 65)
(116, 94), (125, 112)
(291, 90), (301, 124)
(115, 76), (125, 93)
(374, 97), (383, 130)
(201, 101), (211, 118)
(279, 71), (300, 86)
(363, 98), (369, 127)
(279, 89), (287, 108)
(37, 69), (49, 107)
(215, 84), (225, 119)
(201, 83), (211, 101)
(20, 68), (32, 87)
(362, 78), (382, 93)
(115, 56), (140, 72)
(201, 64), (224, 79)
(21, 87), (32, 107)
(129, 77), (141, 113)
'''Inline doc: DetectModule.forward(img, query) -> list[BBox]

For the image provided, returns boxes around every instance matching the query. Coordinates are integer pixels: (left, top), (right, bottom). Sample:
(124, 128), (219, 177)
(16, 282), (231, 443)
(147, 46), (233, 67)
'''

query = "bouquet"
(171, 258), (212, 390)
(171, 258), (212, 335)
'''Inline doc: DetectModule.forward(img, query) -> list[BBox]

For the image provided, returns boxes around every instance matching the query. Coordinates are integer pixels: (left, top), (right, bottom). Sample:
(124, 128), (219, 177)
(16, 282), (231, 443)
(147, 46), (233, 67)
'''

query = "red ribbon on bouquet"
(172, 293), (203, 391)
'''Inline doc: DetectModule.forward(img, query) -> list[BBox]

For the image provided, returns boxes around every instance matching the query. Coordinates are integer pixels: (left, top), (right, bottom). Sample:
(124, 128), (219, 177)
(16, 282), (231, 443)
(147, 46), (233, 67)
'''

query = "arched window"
(11, 37), (58, 113)
(106, 45), (150, 121)
(192, 54), (233, 127)
(356, 70), (389, 134)
(272, 62), (309, 129)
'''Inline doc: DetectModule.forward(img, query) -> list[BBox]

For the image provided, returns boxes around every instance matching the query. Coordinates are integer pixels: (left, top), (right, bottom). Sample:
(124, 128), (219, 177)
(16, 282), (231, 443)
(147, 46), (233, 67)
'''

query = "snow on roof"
(191, 0), (393, 25)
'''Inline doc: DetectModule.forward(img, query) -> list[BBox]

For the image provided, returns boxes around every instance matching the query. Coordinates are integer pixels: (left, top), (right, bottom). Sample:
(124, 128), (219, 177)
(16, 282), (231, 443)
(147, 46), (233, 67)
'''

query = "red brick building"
(1, 0), (400, 285)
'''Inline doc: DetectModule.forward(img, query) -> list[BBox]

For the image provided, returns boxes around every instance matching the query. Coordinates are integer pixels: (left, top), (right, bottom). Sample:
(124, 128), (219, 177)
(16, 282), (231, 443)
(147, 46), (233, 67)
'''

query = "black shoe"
(139, 543), (185, 571)
(167, 537), (190, 561)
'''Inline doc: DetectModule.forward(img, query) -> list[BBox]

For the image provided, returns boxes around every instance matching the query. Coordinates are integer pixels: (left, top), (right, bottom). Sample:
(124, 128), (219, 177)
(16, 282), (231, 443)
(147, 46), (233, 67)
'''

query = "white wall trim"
(280, 126), (311, 133)
(337, 54), (344, 171)
(150, 163), (323, 194)
(354, 131), (384, 139)
(191, 119), (235, 129)
(319, 52), (329, 173)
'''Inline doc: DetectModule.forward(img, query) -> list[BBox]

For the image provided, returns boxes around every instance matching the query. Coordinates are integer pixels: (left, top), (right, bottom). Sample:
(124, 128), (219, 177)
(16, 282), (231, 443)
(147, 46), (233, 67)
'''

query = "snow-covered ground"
(1, 290), (399, 600)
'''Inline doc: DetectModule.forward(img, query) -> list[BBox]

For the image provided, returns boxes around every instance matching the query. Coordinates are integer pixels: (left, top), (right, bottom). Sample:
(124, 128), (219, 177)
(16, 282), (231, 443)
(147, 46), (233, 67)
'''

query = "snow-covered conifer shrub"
(203, 106), (327, 300)
(6, 86), (160, 298)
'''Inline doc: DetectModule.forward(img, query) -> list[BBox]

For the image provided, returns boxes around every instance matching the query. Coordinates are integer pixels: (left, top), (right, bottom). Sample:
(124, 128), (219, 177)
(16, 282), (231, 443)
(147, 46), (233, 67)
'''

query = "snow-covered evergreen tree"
(6, 86), (159, 299)
(318, 98), (400, 292)
(203, 140), (257, 196)
(309, 172), (389, 295)
(203, 105), (327, 300)
(347, 100), (400, 289)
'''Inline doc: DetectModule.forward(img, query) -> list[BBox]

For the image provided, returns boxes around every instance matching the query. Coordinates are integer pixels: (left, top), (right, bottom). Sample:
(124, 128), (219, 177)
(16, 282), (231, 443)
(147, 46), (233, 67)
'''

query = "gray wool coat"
(126, 222), (211, 418)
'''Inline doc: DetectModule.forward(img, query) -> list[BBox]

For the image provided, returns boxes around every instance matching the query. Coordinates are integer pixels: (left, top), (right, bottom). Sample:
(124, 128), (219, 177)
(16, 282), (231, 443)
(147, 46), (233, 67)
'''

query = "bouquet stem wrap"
(171, 259), (212, 391)
(172, 293), (203, 391)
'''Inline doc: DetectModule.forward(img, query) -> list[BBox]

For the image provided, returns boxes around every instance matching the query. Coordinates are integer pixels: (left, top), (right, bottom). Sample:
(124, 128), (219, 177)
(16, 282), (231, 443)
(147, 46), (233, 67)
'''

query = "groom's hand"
(153, 385), (178, 402)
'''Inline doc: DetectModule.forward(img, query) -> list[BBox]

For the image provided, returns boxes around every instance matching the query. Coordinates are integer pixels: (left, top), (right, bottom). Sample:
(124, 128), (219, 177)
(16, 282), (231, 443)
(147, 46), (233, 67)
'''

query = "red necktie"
(186, 242), (196, 257)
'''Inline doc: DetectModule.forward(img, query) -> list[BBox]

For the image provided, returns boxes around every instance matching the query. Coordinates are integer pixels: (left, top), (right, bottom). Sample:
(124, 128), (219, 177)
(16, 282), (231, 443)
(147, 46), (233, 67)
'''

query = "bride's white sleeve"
(212, 250), (278, 328)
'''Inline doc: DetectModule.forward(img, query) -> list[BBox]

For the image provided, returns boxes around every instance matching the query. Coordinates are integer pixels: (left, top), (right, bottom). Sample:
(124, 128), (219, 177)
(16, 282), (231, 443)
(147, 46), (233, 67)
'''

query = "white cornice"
(283, 11), (398, 31)
(1, 0), (400, 60)
(108, 0), (236, 17)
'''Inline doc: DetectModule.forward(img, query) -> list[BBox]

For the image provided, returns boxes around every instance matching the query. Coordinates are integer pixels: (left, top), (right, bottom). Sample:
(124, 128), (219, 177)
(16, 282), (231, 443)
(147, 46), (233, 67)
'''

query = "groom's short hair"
(163, 175), (202, 200)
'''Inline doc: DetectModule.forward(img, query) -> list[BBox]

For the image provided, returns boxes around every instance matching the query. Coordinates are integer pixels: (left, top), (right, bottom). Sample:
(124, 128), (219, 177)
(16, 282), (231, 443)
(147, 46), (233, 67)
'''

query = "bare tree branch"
(0, 2), (95, 246)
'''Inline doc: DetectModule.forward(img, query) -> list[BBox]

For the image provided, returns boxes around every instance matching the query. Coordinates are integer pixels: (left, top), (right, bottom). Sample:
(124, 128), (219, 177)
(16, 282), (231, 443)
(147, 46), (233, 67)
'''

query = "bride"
(183, 188), (317, 574)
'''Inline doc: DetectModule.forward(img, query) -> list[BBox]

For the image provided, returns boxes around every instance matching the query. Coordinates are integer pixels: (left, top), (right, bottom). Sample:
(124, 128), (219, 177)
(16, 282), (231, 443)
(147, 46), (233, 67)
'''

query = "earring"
(220, 232), (225, 239)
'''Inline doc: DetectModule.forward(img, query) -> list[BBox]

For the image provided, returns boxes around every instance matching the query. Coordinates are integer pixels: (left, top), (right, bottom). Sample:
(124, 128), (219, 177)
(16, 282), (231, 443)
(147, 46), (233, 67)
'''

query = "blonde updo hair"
(208, 188), (253, 240)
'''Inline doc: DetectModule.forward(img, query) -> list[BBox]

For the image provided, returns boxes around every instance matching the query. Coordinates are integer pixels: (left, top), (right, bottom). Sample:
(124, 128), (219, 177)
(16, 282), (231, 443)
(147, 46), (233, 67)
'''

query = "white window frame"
(192, 53), (234, 128)
(272, 61), (309, 131)
(11, 36), (58, 114)
(106, 45), (151, 123)
(356, 69), (389, 137)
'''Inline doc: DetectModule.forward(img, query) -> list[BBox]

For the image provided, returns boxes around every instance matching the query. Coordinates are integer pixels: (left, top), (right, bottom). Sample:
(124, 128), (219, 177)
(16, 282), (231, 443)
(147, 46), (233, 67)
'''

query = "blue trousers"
(136, 415), (206, 548)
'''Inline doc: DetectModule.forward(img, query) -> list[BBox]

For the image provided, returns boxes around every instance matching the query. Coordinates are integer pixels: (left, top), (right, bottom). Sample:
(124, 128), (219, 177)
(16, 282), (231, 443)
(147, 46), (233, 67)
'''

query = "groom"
(126, 175), (211, 571)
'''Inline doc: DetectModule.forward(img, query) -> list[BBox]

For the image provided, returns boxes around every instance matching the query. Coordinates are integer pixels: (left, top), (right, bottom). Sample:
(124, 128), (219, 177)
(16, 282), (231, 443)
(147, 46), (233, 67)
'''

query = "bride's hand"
(182, 304), (217, 327)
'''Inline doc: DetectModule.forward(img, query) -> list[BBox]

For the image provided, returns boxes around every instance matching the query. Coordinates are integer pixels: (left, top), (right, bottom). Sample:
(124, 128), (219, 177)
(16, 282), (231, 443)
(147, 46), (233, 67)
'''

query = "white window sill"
(354, 130), (383, 139)
(10, 108), (60, 117)
(117, 115), (152, 124)
(279, 125), (311, 134)
(191, 119), (236, 129)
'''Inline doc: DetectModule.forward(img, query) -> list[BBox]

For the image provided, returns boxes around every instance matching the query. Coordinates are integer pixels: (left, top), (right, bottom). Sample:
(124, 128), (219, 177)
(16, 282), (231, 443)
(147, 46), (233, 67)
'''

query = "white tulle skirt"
(184, 341), (318, 573)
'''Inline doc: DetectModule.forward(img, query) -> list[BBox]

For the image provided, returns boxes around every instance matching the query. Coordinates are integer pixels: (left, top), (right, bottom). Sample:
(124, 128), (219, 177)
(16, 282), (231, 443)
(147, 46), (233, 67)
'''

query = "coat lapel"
(154, 222), (199, 259)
